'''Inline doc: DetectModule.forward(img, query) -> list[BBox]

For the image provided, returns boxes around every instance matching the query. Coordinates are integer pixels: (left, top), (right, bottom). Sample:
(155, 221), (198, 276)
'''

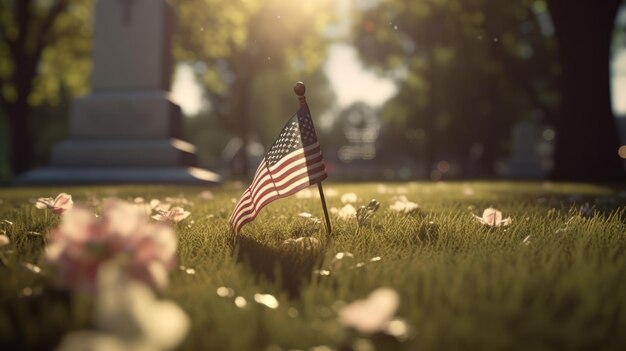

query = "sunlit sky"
(171, 64), (205, 115)
(324, 44), (397, 107)
(171, 44), (397, 116)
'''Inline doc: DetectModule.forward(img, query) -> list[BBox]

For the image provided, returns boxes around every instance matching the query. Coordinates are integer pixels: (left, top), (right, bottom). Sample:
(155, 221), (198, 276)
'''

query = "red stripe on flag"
(229, 137), (327, 233)
(233, 167), (327, 231)
(234, 169), (327, 232)
(230, 147), (322, 221)
(229, 144), (320, 219)
(230, 155), (324, 225)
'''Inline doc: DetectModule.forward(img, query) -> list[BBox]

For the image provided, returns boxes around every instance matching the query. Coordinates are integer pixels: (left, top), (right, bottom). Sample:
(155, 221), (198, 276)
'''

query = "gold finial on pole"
(294, 81), (307, 106)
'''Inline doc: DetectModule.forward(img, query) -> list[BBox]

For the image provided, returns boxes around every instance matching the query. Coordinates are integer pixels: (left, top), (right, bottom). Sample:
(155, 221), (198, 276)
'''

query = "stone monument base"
(50, 139), (197, 167)
(17, 167), (220, 185)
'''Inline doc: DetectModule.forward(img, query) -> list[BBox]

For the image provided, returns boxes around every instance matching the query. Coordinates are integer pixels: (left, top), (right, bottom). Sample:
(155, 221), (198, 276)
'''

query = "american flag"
(229, 105), (327, 233)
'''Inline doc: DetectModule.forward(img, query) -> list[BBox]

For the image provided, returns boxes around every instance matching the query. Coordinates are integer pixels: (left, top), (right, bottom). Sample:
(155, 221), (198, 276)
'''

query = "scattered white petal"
(389, 196), (419, 214)
(385, 318), (411, 341)
(234, 296), (247, 308)
(341, 193), (358, 204)
(338, 287), (400, 334)
(217, 287), (235, 298)
(522, 235), (532, 246)
(330, 252), (355, 271)
(254, 293), (279, 309)
(334, 204), (356, 220)
(473, 207), (512, 227)
(23, 263), (41, 274)
(152, 207), (191, 223)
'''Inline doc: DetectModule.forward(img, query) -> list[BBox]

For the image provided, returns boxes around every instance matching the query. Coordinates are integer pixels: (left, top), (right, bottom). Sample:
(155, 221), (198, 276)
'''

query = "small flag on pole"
(229, 88), (327, 234)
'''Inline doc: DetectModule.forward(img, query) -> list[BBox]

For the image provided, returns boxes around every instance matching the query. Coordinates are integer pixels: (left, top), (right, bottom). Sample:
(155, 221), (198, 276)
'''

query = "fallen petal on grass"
(385, 318), (412, 341)
(152, 207), (191, 223)
(313, 269), (331, 276)
(216, 287), (235, 298)
(338, 287), (400, 334)
(473, 208), (512, 227)
(234, 296), (247, 308)
(523, 235), (532, 246)
(389, 196), (419, 214)
(341, 193), (358, 204)
(36, 193), (73, 215)
(298, 212), (321, 224)
(23, 263), (41, 274)
(254, 294), (279, 309)
(331, 204), (357, 220)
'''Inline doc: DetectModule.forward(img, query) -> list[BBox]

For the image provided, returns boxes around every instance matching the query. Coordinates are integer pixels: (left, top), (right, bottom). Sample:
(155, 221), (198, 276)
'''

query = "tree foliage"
(171, 0), (335, 175)
(352, 0), (559, 175)
(0, 0), (93, 176)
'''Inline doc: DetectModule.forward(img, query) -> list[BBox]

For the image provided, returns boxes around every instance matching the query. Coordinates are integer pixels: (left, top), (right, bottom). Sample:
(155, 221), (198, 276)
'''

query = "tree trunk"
(6, 100), (33, 174)
(548, 0), (625, 181)
(232, 68), (253, 178)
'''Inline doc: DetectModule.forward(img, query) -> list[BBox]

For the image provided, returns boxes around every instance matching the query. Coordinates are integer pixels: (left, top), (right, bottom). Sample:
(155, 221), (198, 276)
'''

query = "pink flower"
(472, 207), (512, 227)
(45, 200), (177, 294)
(152, 207), (190, 223)
(36, 193), (73, 214)
(0, 234), (9, 247)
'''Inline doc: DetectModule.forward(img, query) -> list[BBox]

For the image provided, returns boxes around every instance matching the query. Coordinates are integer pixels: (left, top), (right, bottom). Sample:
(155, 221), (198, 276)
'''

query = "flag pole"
(294, 82), (332, 236)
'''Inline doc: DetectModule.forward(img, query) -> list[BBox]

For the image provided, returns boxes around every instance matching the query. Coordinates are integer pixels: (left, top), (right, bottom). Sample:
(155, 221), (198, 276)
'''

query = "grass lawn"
(1, 181), (626, 350)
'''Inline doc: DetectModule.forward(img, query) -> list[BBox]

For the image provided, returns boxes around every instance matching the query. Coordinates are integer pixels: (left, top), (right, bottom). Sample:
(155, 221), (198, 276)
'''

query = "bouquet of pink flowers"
(45, 200), (177, 294)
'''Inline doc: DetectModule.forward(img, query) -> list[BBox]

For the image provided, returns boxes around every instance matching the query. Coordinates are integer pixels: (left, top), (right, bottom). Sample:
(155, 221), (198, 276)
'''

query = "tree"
(547, 0), (625, 181)
(352, 0), (559, 177)
(0, 0), (92, 175)
(172, 0), (334, 177)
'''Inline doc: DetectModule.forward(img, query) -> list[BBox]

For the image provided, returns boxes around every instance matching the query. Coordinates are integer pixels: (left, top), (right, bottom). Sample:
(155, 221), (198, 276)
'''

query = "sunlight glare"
(325, 44), (397, 107)
(171, 63), (205, 116)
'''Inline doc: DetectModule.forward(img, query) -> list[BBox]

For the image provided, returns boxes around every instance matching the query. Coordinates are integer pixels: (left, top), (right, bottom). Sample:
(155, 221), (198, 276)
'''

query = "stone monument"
(19, 0), (220, 184)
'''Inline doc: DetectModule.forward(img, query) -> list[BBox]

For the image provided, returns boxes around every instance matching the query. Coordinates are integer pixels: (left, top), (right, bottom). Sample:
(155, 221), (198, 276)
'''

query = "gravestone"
(508, 121), (544, 178)
(19, 0), (220, 184)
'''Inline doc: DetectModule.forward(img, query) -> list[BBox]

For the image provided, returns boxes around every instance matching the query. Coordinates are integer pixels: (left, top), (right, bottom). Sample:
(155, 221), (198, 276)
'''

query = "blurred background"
(1, 0), (625, 184)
